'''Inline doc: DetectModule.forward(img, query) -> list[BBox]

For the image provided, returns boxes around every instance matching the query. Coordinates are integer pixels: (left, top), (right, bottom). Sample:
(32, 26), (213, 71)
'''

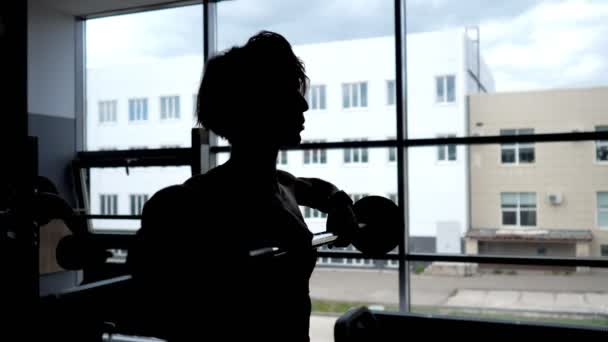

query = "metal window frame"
(75, 0), (608, 317)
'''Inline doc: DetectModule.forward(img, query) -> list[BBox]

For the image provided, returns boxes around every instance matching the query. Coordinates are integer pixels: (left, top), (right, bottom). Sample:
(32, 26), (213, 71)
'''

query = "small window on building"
(303, 207), (327, 219)
(388, 137), (397, 162)
(277, 150), (288, 165)
(160, 95), (180, 120)
(537, 247), (547, 256)
(99, 100), (117, 123)
(344, 139), (368, 164)
(100, 194), (118, 215)
(501, 192), (537, 227)
(437, 134), (457, 162)
(598, 192), (608, 228)
(303, 140), (327, 165)
(596, 126), (608, 162)
(128, 98), (148, 122)
(307, 85), (326, 110)
(601, 245), (608, 257)
(129, 194), (149, 215)
(435, 75), (455, 103)
(342, 82), (368, 109)
(500, 128), (535, 164)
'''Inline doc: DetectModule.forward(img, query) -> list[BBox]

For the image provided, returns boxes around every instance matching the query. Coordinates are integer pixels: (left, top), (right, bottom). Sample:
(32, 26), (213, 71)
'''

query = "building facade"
(467, 87), (608, 258)
(86, 29), (493, 265)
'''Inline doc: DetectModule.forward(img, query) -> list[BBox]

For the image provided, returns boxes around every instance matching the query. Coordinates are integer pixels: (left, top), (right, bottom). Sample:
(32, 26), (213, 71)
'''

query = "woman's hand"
(325, 191), (358, 248)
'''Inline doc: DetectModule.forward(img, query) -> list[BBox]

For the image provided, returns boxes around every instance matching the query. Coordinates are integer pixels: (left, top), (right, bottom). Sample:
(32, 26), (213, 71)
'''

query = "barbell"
(250, 195), (401, 259)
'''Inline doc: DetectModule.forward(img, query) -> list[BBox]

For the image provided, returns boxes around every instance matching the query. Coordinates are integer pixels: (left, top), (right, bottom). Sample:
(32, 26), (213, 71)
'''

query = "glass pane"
(448, 144), (457, 161)
(360, 82), (368, 107)
(501, 148), (515, 163)
(352, 83), (359, 107)
(86, 4), (203, 150)
(520, 192), (536, 207)
(502, 211), (516, 226)
(599, 192), (608, 208)
(319, 85), (326, 109)
(520, 210), (537, 226)
(501, 193), (517, 206)
(435, 77), (444, 102)
(411, 263), (608, 329)
(519, 146), (535, 163)
(446, 75), (455, 102)
(89, 166), (192, 232)
(342, 84), (350, 109)
(597, 144), (608, 162)
(437, 145), (445, 161)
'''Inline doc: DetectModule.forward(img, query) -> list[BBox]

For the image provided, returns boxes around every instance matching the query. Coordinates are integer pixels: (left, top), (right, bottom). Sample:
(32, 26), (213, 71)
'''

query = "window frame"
(342, 81), (369, 110)
(595, 126), (608, 163)
(77, 1), (608, 322)
(160, 95), (181, 120)
(128, 97), (149, 123)
(500, 192), (537, 228)
(598, 191), (608, 229)
(435, 74), (456, 104)
(500, 128), (536, 165)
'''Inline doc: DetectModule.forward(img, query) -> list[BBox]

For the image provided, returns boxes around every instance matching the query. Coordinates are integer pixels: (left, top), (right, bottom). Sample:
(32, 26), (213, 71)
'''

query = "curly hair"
(195, 31), (308, 142)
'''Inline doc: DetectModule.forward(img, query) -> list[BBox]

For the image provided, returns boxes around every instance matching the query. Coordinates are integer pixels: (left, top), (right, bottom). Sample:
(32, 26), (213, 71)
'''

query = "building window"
(160, 96), (180, 120)
(100, 194), (118, 215)
(501, 192), (537, 227)
(387, 80), (396, 105)
(128, 98), (148, 122)
(342, 82), (368, 109)
(598, 192), (608, 228)
(303, 207), (327, 219)
(277, 150), (288, 165)
(596, 126), (608, 162)
(537, 247), (547, 256)
(307, 85), (326, 110)
(98, 100), (117, 123)
(344, 139), (368, 164)
(500, 129), (535, 164)
(601, 245), (608, 257)
(435, 75), (455, 103)
(437, 134), (457, 161)
(303, 140), (327, 165)
(130, 194), (149, 215)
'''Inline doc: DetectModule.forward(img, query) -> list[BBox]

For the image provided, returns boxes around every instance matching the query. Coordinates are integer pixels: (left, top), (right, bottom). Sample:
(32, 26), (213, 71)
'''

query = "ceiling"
(30, 0), (203, 17)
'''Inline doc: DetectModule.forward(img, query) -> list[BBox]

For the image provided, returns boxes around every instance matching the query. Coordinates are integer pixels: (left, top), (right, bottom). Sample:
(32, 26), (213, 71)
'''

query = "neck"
(226, 142), (280, 189)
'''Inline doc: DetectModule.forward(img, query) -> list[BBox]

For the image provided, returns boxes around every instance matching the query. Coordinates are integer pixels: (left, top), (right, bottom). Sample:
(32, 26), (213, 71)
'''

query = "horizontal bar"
(80, 0), (203, 20)
(74, 148), (191, 168)
(316, 251), (608, 268)
(210, 131), (608, 153)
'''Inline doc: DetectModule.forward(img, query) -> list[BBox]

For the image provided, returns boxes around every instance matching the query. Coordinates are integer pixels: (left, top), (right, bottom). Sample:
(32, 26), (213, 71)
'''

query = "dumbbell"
(250, 195), (400, 259)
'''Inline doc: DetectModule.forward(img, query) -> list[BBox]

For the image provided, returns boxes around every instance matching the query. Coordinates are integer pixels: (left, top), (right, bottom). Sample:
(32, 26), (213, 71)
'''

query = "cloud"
(86, 0), (608, 93)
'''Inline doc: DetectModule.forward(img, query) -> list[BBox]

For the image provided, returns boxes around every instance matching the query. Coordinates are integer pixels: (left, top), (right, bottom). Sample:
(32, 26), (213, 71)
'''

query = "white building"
(86, 29), (494, 255)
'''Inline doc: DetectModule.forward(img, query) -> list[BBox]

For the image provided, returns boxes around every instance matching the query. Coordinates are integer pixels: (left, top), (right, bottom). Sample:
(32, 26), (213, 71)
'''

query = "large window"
(435, 75), (455, 103)
(342, 82), (368, 109)
(160, 95), (180, 120)
(500, 129), (535, 164)
(599, 192), (608, 228)
(501, 192), (537, 227)
(597, 126), (608, 162)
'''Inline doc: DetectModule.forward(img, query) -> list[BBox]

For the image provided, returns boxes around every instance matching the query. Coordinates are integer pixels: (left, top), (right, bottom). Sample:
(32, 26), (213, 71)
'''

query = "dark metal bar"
(81, 0), (204, 20)
(315, 251), (608, 268)
(74, 148), (191, 168)
(394, 0), (410, 313)
(209, 131), (608, 153)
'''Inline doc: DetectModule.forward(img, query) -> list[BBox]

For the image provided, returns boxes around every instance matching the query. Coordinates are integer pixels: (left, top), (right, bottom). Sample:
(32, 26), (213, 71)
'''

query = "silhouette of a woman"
(129, 31), (357, 341)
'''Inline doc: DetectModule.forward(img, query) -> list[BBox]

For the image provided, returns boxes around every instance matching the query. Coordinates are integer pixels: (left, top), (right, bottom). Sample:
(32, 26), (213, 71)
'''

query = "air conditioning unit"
(547, 192), (563, 205)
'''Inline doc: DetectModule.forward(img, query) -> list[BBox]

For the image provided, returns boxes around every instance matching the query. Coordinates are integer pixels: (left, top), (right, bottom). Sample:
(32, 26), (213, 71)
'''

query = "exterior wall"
(478, 241), (576, 257)
(468, 87), (608, 256)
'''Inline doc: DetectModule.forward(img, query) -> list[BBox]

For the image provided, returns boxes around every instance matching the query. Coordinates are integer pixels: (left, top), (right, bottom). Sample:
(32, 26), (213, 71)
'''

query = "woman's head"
(196, 31), (309, 147)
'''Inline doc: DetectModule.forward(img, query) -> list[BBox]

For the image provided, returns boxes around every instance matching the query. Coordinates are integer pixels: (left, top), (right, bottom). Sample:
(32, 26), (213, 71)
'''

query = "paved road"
(310, 268), (608, 307)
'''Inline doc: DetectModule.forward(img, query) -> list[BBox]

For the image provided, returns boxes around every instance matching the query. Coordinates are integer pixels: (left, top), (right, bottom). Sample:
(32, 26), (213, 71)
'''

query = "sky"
(86, 0), (608, 92)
